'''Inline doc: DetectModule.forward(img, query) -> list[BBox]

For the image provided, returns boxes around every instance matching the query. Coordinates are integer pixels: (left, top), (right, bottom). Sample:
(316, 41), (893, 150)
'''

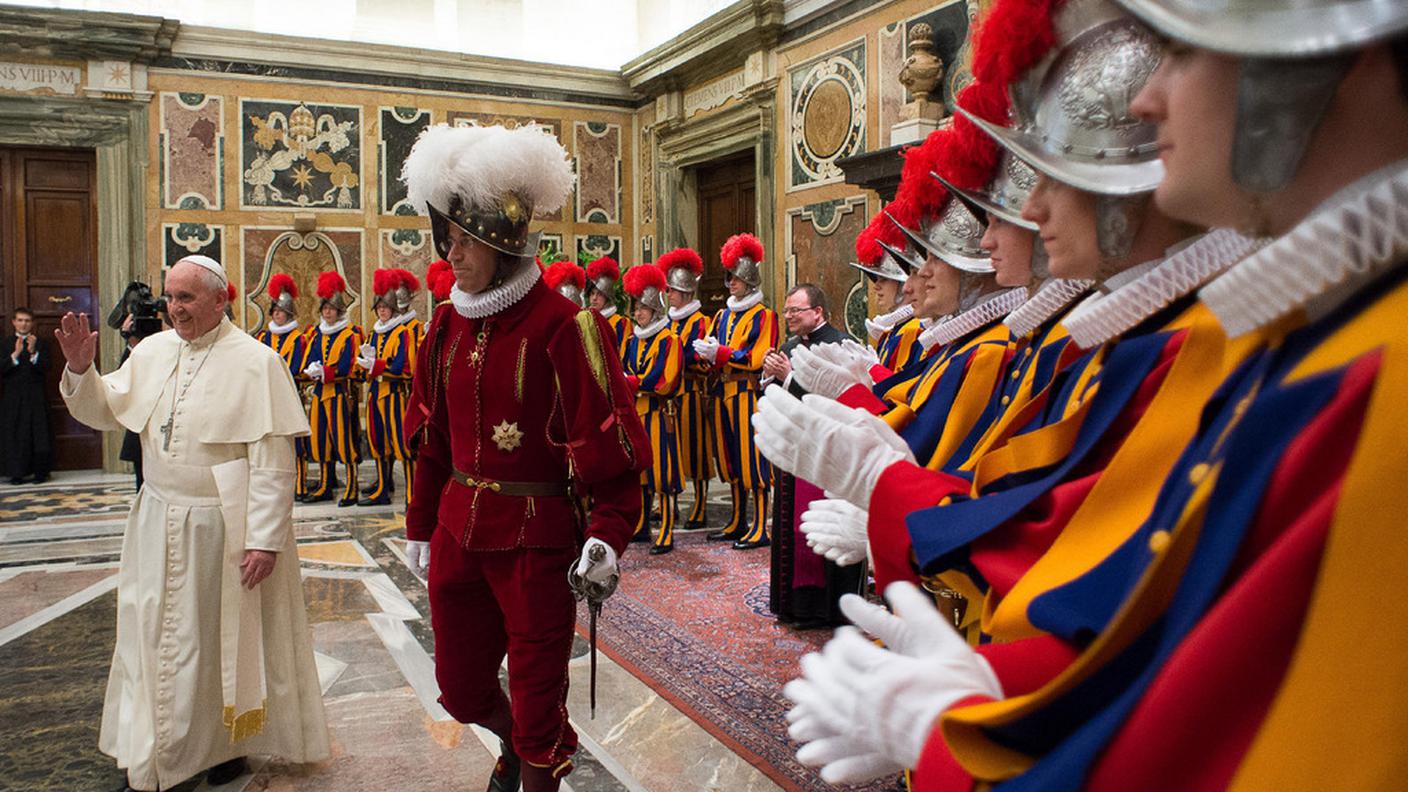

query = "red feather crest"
(585, 256), (620, 282)
(426, 260), (453, 301)
(372, 268), (395, 296)
(317, 270), (348, 299)
(266, 272), (297, 301)
(720, 233), (764, 269)
(396, 268), (420, 293)
(543, 261), (585, 292)
(655, 247), (703, 276)
(226, 281), (237, 302)
(623, 263), (666, 298)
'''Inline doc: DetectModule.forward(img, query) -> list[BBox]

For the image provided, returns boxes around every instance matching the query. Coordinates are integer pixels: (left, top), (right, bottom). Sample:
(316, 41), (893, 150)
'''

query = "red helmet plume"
(226, 281), (237, 302)
(396, 268), (420, 293)
(544, 260), (586, 292)
(426, 259), (453, 301)
(317, 271), (348, 299)
(585, 256), (620, 283)
(655, 247), (703, 276)
(266, 272), (297, 301)
(720, 233), (764, 269)
(623, 263), (667, 298)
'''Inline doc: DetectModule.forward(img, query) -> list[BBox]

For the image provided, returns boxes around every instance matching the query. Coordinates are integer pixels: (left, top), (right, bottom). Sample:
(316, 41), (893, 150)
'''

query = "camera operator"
(109, 281), (167, 490)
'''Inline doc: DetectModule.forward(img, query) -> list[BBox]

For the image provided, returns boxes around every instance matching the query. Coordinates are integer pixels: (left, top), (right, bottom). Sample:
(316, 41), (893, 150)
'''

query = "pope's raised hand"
(54, 312), (98, 374)
(753, 385), (914, 509)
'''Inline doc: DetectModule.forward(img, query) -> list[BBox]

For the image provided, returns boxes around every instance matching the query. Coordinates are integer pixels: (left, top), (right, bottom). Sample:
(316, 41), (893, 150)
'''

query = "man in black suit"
(763, 284), (865, 628)
(2, 307), (52, 484)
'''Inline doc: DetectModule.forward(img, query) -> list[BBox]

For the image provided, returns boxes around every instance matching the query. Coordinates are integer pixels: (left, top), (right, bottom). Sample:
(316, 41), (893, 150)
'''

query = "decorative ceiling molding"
(623, 0), (784, 96)
(0, 6), (177, 64)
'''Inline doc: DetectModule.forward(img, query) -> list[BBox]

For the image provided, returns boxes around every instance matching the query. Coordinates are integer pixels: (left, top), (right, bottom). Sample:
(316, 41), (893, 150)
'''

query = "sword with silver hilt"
(567, 542), (618, 719)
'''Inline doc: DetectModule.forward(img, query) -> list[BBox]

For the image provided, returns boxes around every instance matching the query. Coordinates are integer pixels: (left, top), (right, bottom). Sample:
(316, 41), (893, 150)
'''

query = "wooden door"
(1, 147), (101, 470)
(695, 152), (756, 318)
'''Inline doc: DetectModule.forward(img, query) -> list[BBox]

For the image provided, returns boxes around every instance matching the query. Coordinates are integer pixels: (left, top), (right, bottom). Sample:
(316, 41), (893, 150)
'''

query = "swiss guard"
(358, 268), (420, 506)
(694, 233), (779, 550)
(302, 270), (361, 506)
(256, 272), (312, 501)
(657, 247), (715, 530)
(543, 260), (586, 307)
(399, 122), (650, 792)
(621, 263), (684, 554)
(585, 256), (629, 355)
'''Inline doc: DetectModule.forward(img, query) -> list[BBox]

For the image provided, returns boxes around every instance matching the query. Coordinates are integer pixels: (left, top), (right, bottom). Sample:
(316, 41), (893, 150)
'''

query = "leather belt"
(451, 468), (570, 498)
(722, 370), (760, 383)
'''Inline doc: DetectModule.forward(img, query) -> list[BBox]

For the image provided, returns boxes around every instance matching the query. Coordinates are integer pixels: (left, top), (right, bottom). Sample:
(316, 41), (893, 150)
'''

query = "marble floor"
(0, 466), (825, 792)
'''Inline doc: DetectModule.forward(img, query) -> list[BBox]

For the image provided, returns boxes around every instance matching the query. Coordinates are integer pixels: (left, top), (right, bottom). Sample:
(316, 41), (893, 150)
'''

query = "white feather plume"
(401, 123), (575, 217)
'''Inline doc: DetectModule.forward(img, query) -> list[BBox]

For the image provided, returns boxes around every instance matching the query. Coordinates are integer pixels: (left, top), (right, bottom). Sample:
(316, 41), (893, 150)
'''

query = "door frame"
(0, 95), (151, 471)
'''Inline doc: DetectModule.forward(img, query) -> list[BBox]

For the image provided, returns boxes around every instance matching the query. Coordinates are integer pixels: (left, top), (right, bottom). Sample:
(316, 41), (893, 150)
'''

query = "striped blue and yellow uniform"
(708, 299), (779, 543)
(624, 325), (683, 549)
(364, 319), (418, 502)
(670, 308), (715, 524)
(876, 315), (924, 374)
(256, 325), (311, 497)
(602, 310), (631, 361)
(305, 323), (361, 502)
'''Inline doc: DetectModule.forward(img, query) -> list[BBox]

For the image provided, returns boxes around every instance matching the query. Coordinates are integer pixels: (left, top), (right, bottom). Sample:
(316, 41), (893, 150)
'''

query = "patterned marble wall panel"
(785, 196), (868, 338)
(448, 111), (566, 221)
(877, 23), (905, 149)
(575, 233), (621, 266)
(380, 107), (431, 215)
(641, 234), (654, 266)
(379, 227), (434, 316)
(242, 227), (364, 331)
(574, 121), (621, 225)
(639, 123), (654, 225)
(240, 99), (363, 211)
(160, 93), (223, 210)
(788, 38), (867, 192)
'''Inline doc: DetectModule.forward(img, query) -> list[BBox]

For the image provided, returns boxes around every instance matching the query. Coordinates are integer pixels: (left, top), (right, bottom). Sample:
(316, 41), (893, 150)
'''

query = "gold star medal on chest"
(491, 420), (523, 452)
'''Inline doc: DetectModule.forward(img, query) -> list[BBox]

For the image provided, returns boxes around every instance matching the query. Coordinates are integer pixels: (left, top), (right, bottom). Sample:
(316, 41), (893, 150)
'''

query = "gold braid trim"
(223, 703), (267, 743)
(574, 310), (611, 396)
(515, 338), (529, 404)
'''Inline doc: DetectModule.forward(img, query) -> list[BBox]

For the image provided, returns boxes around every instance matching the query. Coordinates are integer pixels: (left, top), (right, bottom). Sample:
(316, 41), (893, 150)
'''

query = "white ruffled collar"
(870, 302), (915, 335)
(633, 316), (669, 339)
(598, 304), (618, 319)
(1064, 229), (1266, 350)
(1003, 279), (1095, 339)
(920, 288), (1027, 351)
(726, 290), (764, 313)
(1201, 159), (1408, 338)
(319, 316), (350, 335)
(450, 259), (541, 320)
(669, 299), (702, 321)
(372, 309), (417, 334)
(268, 318), (299, 335)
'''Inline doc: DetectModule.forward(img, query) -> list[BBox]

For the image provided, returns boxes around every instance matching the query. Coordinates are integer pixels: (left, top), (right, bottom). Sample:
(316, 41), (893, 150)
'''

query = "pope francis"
(56, 255), (330, 791)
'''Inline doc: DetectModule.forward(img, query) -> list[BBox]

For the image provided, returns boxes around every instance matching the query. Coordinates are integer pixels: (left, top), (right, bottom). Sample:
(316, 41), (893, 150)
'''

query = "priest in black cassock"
(2, 307), (52, 484)
(762, 284), (864, 629)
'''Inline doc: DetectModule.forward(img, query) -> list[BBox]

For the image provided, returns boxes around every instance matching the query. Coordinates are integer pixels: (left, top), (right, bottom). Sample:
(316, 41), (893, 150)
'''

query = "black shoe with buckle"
(206, 756), (248, 786)
(487, 740), (521, 792)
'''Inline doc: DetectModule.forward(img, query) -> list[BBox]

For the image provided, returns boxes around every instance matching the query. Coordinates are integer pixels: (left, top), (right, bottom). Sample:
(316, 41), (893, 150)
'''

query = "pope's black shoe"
(732, 537), (770, 550)
(206, 756), (248, 786)
(486, 739), (521, 792)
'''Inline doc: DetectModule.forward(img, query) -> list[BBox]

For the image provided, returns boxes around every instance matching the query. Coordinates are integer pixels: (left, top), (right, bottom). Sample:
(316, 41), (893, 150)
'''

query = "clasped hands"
(783, 582), (1003, 783)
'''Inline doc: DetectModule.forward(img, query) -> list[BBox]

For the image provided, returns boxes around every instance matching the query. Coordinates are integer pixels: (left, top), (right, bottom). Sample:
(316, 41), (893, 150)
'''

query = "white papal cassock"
(61, 317), (330, 790)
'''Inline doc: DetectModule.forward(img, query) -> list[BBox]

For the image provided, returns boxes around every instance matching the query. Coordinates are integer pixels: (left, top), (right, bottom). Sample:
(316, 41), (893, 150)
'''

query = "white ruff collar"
(669, 299), (702, 321)
(598, 304), (618, 319)
(634, 316), (669, 338)
(373, 311), (412, 334)
(1201, 159), (1408, 338)
(319, 316), (350, 334)
(1064, 229), (1266, 350)
(268, 318), (298, 335)
(920, 288), (1027, 350)
(1003, 279), (1095, 339)
(450, 260), (541, 319)
(868, 302), (915, 338)
(726, 290), (764, 313)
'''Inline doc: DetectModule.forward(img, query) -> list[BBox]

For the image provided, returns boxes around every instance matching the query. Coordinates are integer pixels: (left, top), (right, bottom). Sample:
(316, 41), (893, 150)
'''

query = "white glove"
(359, 343), (375, 358)
(356, 353), (377, 370)
(791, 341), (877, 398)
(784, 582), (1003, 780)
(303, 360), (324, 380)
(753, 385), (914, 510)
(574, 537), (619, 584)
(691, 336), (722, 364)
(405, 539), (430, 576)
(865, 316), (886, 341)
(800, 498), (868, 566)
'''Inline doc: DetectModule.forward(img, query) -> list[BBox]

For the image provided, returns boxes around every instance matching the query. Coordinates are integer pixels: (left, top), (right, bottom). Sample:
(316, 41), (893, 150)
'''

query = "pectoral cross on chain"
(159, 415), (175, 451)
